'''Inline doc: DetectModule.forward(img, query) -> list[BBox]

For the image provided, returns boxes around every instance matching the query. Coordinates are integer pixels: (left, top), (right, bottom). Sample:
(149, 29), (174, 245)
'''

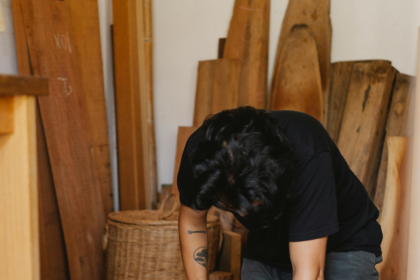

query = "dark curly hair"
(189, 106), (294, 228)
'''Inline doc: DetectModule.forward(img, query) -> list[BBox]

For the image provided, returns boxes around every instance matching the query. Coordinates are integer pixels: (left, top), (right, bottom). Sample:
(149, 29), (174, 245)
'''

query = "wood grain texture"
(374, 74), (415, 210)
(269, 24), (323, 122)
(212, 59), (241, 114)
(21, 1), (105, 279)
(224, 0), (270, 109)
(113, 0), (156, 210)
(376, 137), (409, 280)
(337, 62), (396, 196)
(66, 0), (113, 215)
(193, 60), (216, 127)
(0, 95), (39, 280)
(0, 96), (14, 134)
(0, 75), (48, 96)
(219, 231), (242, 280)
(209, 271), (233, 280)
(171, 126), (197, 197)
(12, 2), (70, 279)
(272, 0), (331, 125)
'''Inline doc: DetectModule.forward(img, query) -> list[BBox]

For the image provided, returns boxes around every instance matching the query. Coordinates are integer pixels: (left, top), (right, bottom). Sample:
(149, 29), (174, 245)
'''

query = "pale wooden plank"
(21, 1), (105, 279)
(193, 60), (216, 127)
(66, 0), (113, 215)
(0, 96), (14, 134)
(212, 59), (241, 114)
(272, 0), (331, 125)
(337, 61), (396, 196)
(0, 95), (39, 280)
(269, 24), (323, 122)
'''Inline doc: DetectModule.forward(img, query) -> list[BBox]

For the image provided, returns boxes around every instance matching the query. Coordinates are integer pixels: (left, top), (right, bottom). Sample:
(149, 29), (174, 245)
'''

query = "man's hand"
(289, 236), (328, 280)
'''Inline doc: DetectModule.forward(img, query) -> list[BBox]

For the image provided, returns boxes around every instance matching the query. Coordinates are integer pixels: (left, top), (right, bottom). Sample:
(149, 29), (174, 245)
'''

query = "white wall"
(0, 0), (18, 75)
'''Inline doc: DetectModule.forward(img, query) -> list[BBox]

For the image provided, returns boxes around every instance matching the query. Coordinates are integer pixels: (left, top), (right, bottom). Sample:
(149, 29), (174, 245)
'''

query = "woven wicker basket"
(104, 198), (220, 280)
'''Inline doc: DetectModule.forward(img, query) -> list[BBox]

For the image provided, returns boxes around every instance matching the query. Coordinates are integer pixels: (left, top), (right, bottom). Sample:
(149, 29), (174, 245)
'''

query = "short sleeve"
(177, 147), (195, 207)
(288, 152), (339, 242)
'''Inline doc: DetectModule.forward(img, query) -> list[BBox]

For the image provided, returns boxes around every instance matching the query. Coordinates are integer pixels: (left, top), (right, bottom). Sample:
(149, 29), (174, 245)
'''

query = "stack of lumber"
(12, 0), (114, 278)
(113, 0), (158, 210)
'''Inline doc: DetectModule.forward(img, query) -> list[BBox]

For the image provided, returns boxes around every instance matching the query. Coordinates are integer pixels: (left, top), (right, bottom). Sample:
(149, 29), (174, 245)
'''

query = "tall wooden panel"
(272, 0), (331, 125)
(193, 60), (216, 127)
(21, 1), (105, 279)
(269, 25), (323, 122)
(66, 0), (113, 215)
(224, 0), (270, 109)
(337, 62), (396, 196)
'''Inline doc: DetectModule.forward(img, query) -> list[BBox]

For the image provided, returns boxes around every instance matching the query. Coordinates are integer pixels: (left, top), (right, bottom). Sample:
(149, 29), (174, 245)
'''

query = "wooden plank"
(272, 0), (331, 125)
(219, 231), (242, 280)
(374, 74), (415, 210)
(66, 0), (113, 215)
(0, 75), (49, 96)
(269, 24), (323, 122)
(0, 95), (39, 280)
(376, 137), (409, 280)
(224, 0), (270, 109)
(171, 126), (197, 197)
(212, 59), (241, 114)
(21, 1), (105, 279)
(218, 38), (226, 59)
(326, 61), (354, 143)
(209, 271), (233, 280)
(114, 0), (156, 210)
(193, 60), (216, 127)
(12, 1), (70, 279)
(337, 62), (396, 196)
(0, 96), (14, 134)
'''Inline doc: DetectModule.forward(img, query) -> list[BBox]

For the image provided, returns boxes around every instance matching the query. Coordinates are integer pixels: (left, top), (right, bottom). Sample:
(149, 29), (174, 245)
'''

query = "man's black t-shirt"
(177, 110), (382, 272)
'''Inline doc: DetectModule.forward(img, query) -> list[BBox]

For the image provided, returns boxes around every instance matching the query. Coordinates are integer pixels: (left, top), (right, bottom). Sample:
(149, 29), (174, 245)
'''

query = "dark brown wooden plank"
(212, 59), (241, 114)
(66, 0), (113, 215)
(269, 24), (323, 122)
(193, 60), (216, 127)
(272, 0), (331, 125)
(0, 75), (48, 96)
(209, 271), (233, 280)
(219, 231), (242, 280)
(21, 1), (105, 279)
(224, 0), (270, 109)
(337, 61), (396, 196)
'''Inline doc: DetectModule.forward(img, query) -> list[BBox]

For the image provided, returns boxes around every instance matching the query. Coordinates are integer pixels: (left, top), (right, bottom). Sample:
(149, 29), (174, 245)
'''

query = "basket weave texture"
(105, 210), (220, 280)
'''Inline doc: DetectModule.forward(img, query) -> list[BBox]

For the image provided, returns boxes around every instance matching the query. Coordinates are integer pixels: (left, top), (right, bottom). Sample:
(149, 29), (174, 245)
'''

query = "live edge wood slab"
(20, 1), (105, 279)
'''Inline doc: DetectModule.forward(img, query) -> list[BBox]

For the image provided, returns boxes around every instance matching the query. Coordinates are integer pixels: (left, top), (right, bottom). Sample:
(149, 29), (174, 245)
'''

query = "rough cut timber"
(66, 0), (113, 215)
(193, 60), (216, 127)
(272, 0), (331, 125)
(20, 1), (105, 279)
(12, 2), (69, 279)
(337, 61), (396, 196)
(113, 0), (157, 210)
(376, 137), (410, 280)
(224, 0), (270, 109)
(269, 24), (323, 122)
(212, 59), (241, 114)
(219, 231), (242, 280)
(0, 94), (38, 280)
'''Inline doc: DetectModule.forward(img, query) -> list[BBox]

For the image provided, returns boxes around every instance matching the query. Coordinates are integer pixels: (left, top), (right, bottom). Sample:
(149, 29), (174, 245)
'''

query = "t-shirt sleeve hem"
(288, 223), (340, 242)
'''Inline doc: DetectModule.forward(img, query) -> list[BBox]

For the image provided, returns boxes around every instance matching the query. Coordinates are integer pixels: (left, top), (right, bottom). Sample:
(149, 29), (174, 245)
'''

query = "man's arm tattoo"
(188, 230), (206, 234)
(193, 246), (208, 268)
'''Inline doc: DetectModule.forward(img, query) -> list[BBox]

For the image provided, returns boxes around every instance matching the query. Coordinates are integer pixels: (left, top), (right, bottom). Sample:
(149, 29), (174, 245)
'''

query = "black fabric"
(177, 110), (382, 272)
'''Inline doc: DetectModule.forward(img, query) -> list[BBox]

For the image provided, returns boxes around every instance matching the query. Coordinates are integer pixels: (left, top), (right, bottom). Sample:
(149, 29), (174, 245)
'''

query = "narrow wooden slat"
(0, 96), (14, 134)
(272, 0), (331, 125)
(218, 38), (226, 59)
(224, 0), (270, 109)
(12, 1), (70, 278)
(0, 75), (49, 96)
(193, 60), (216, 127)
(0, 95), (38, 280)
(211, 59), (241, 114)
(376, 137), (409, 280)
(219, 231), (242, 280)
(269, 24), (323, 122)
(21, 1), (105, 279)
(337, 62), (396, 196)
(209, 271), (233, 280)
(374, 74), (415, 210)
(66, 0), (113, 215)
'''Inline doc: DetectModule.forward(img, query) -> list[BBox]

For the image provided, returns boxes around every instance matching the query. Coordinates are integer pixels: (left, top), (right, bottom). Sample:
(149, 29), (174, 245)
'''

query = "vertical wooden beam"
(212, 59), (241, 114)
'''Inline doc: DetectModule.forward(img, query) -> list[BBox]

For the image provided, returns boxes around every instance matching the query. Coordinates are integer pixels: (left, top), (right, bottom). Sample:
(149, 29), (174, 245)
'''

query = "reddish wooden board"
(66, 0), (113, 215)
(224, 0), (270, 109)
(269, 25), (323, 122)
(337, 61), (396, 196)
(21, 1), (105, 279)
(272, 0), (331, 125)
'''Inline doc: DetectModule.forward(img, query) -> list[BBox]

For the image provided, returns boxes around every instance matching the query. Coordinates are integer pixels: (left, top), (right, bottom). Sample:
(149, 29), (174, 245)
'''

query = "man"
(177, 107), (383, 280)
